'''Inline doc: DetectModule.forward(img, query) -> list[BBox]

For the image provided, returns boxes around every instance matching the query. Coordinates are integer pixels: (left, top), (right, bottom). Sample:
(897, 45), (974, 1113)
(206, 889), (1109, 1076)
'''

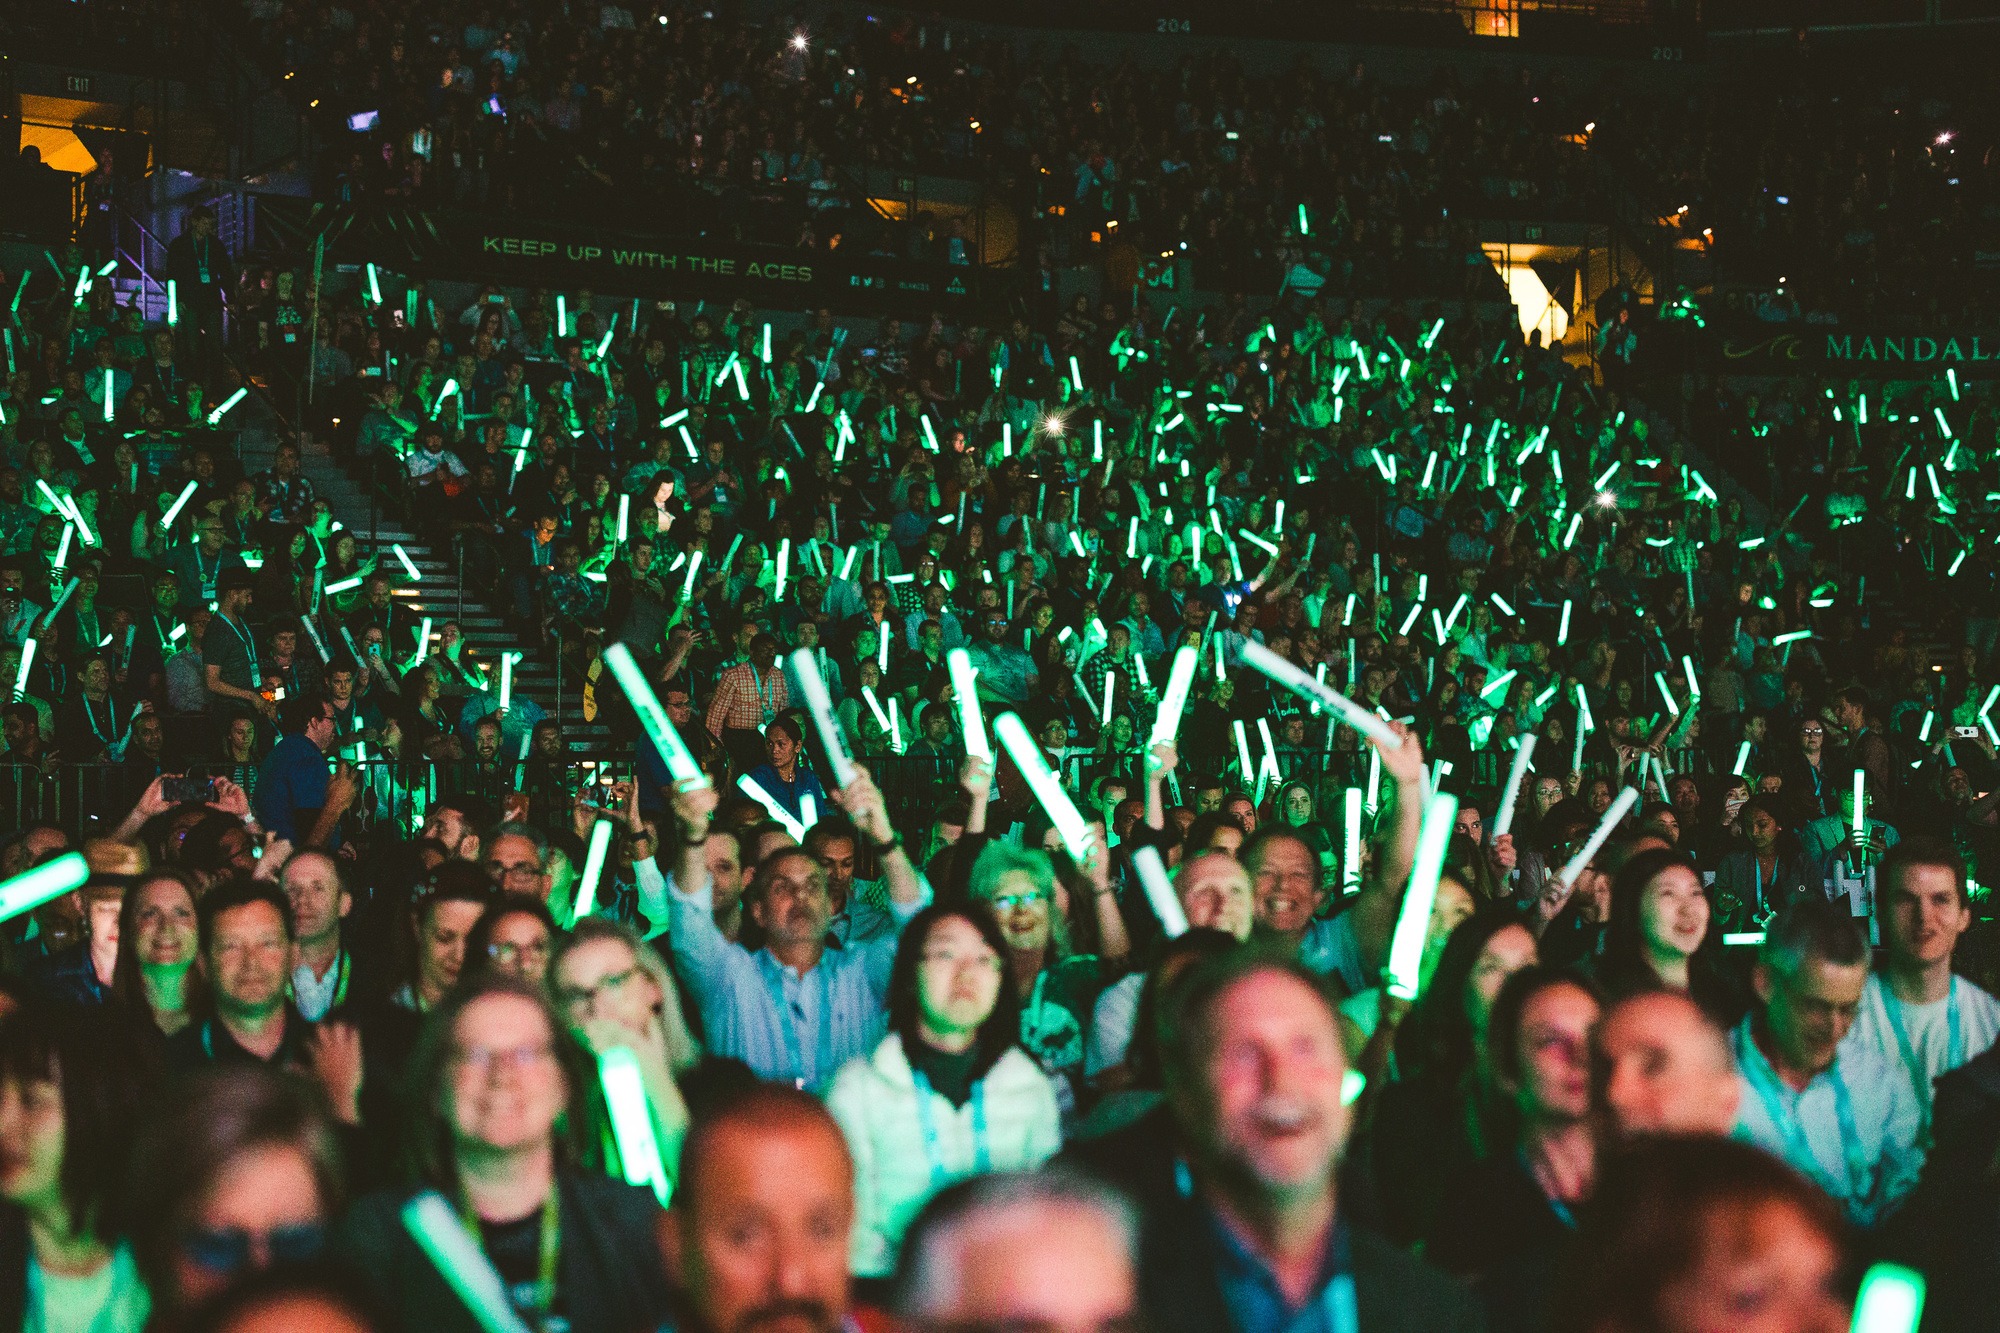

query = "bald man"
(1592, 990), (1742, 1138)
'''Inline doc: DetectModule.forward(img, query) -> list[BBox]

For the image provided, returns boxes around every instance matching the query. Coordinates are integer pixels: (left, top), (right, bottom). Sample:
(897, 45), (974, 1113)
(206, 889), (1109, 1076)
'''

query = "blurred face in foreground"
(901, 1198), (1139, 1333)
(1182, 968), (1348, 1204)
(1652, 1199), (1848, 1333)
(1593, 991), (1742, 1139)
(667, 1117), (854, 1333)
(1177, 851), (1253, 942)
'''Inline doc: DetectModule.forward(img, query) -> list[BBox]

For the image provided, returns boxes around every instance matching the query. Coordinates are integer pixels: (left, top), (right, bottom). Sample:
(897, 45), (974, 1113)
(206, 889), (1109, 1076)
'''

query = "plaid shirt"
(705, 659), (788, 736)
(544, 572), (605, 624)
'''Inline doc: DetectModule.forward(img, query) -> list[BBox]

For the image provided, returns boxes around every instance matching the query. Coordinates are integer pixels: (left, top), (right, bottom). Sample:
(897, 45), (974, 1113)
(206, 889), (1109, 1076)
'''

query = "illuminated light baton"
(1557, 599), (1573, 646)
(410, 617), (433, 668)
(1131, 846), (1187, 938)
(392, 544), (422, 581)
(1385, 791), (1459, 1000)
(431, 378), (459, 418)
(1493, 735), (1538, 838)
(774, 539), (790, 602)
(11, 639), (35, 702)
(1851, 1263), (1925, 1333)
(1723, 932), (1765, 947)
(1397, 602), (1423, 637)
(1233, 721), (1255, 787)
(299, 615), (330, 664)
(52, 526), (71, 578)
(877, 623), (890, 674)
(947, 648), (989, 759)
(1069, 355), (1085, 394)
(166, 278), (178, 326)
(861, 685), (894, 734)
(1653, 671), (1680, 717)
(888, 699), (904, 754)
(1852, 770), (1867, 866)
(1771, 630), (1813, 647)
(598, 1048), (671, 1204)
(569, 819), (616, 926)
(604, 642), (708, 788)
(1557, 788), (1641, 889)
(324, 574), (365, 596)
(1734, 741), (1752, 777)
(789, 649), (858, 788)
(400, 1193), (533, 1333)
(0, 850), (86, 924)
(556, 294), (568, 338)
(1342, 788), (1364, 894)
(205, 387), (248, 426)
(102, 368), (115, 423)
(993, 712), (1095, 859)
(1478, 668), (1518, 702)
(737, 774), (807, 840)
(1240, 641), (1402, 748)
(1102, 670), (1117, 729)
(497, 652), (516, 713)
(679, 550), (704, 603)
(41, 578), (79, 629)
(1681, 655), (1701, 698)
(1150, 645), (1199, 747)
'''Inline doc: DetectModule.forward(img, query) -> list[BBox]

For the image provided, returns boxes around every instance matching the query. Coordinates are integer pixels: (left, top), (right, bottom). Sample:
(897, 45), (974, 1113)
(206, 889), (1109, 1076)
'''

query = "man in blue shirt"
(255, 692), (360, 848)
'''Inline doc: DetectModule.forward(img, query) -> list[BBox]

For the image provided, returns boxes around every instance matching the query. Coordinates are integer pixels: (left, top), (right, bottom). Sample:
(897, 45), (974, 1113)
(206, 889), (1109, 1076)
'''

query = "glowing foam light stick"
(1653, 671), (1680, 717)
(680, 550), (704, 603)
(569, 818), (616, 926)
(410, 617), (433, 667)
(737, 775), (807, 840)
(994, 712), (1094, 859)
(1131, 846), (1187, 938)
(604, 643), (707, 787)
(1493, 735), (1538, 838)
(773, 539), (790, 603)
(789, 649), (858, 787)
(1682, 654), (1701, 698)
(1772, 630), (1813, 647)
(101, 368), (115, 423)
(1558, 788), (1641, 889)
(1241, 642), (1402, 748)
(392, 544), (422, 582)
(1150, 645), (1199, 748)
(205, 387), (248, 425)
(1069, 355), (1085, 393)
(1342, 788), (1364, 894)
(1479, 668), (1518, 702)
(324, 574), (364, 596)
(1233, 721), (1255, 787)
(1557, 599), (1573, 645)
(598, 1047), (671, 1204)
(11, 639), (34, 702)
(1385, 791), (1459, 1000)
(42, 578), (79, 629)
(1734, 741), (1752, 777)
(400, 1193), (533, 1333)
(299, 615), (330, 664)
(166, 278), (178, 326)
(1853, 769), (1867, 846)
(0, 851), (86, 925)
(947, 648), (989, 759)
(1851, 1263), (1925, 1333)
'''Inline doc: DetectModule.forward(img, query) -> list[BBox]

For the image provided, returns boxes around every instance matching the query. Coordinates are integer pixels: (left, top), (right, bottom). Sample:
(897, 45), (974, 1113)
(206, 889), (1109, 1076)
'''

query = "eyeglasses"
(181, 1222), (326, 1275)
(489, 938), (550, 966)
(921, 949), (1004, 973)
(557, 966), (639, 1014)
(453, 1041), (555, 1079)
(990, 892), (1049, 912)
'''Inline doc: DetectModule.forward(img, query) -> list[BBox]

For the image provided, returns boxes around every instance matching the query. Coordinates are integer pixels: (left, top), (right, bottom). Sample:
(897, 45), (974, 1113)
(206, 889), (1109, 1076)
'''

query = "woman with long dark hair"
(110, 868), (207, 1039)
(825, 901), (1061, 1278)
(1597, 848), (1743, 1025)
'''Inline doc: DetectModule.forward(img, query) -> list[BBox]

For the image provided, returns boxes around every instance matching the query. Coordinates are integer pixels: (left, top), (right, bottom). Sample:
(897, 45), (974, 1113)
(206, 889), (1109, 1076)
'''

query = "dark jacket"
(1138, 1189), (1485, 1333)
(1881, 1042), (2000, 1332)
(1426, 1154), (1568, 1333)
(334, 1170), (671, 1333)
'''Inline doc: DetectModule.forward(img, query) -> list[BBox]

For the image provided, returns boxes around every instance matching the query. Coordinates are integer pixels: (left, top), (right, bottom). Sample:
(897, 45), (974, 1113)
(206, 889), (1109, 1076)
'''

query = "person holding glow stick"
(661, 762), (928, 1089)
(333, 975), (674, 1330)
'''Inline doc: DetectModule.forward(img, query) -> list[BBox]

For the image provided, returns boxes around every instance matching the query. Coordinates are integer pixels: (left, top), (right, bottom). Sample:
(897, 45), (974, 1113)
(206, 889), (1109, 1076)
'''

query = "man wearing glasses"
(1776, 717), (1838, 822)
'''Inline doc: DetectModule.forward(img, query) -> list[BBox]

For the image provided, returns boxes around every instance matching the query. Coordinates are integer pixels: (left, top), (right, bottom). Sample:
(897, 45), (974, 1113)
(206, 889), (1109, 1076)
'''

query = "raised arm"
(1143, 740), (1176, 831)
(836, 764), (924, 910)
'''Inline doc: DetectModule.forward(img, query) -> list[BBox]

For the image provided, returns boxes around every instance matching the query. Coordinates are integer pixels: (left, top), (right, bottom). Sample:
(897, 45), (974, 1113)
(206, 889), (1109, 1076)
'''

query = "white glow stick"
(598, 1047), (671, 1204)
(1853, 769), (1866, 843)
(1102, 669), (1116, 727)
(1131, 847), (1187, 938)
(1558, 788), (1640, 889)
(0, 852), (87, 923)
(789, 648), (857, 787)
(1852, 1263), (1925, 1333)
(774, 539), (790, 602)
(569, 819), (616, 926)
(13, 639), (37, 701)
(1240, 641), (1402, 747)
(399, 1193), (533, 1333)
(1151, 645), (1199, 747)
(41, 578), (79, 628)
(604, 642), (707, 787)
(1385, 791), (1459, 1000)
(1342, 789), (1364, 894)
(392, 544), (422, 581)
(1493, 735), (1537, 837)
(498, 652), (514, 712)
(299, 615), (330, 663)
(947, 648), (989, 759)
(159, 480), (199, 530)
(993, 712), (1094, 859)
(736, 774), (806, 840)
(325, 574), (364, 595)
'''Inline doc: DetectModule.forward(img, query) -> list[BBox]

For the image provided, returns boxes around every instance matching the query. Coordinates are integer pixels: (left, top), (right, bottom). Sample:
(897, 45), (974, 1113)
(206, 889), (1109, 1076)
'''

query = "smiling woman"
(1599, 848), (1743, 1027)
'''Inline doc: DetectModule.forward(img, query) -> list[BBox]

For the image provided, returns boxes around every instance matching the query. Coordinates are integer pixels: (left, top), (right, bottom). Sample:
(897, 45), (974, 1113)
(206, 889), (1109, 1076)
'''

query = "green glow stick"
(1479, 668), (1518, 702)
(773, 539), (790, 602)
(102, 368), (115, 423)
(12, 639), (35, 702)
(1558, 788), (1640, 889)
(1851, 1263), (1924, 1333)
(498, 652), (514, 713)
(994, 712), (1095, 859)
(365, 264), (382, 306)
(556, 294), (567, 338)
(1298, 203), (1310, 235)
(1653, 671), (1679, 717)
(1947, 369), (1960, 402)
(598, 1048), (671, 1203)
(947, 648), (989, 759)
(1342, 788), (1363, 894)
(1233, 720), (1255, 787)
(789, 648), (857, 787)
(1131, 846), (1186, 937)
(1069, 355), (1084, 393)
(1724, 932), (1765, 947)
(205, 387), (248, 425)
(1734, 741), (1752, 776)
(604, 642), (708, 787)
(1385, 791), (1458, 1000)
(1935, 408), (1953, 438)
(323, 574), (364, 595)
(1772, 630), (1813, 646)
(737, 774), (807, 840)
(569, 819), (616, 926)
(1853, 770), (1866, 847)
(399, 1193), (533, 1333)
(1493, 735), (1537, 837)
(1558, 599), (1573, 645)
(431, 378), (458, 418)
(1562, 513), (1583, 550)
(392, 544), (422, 581)
(1920, 711), (1935, 743)
(1341, 1070), (1366, 1106)
(1150, 645), (1199, 747)
(1490, 592), (1516, 617)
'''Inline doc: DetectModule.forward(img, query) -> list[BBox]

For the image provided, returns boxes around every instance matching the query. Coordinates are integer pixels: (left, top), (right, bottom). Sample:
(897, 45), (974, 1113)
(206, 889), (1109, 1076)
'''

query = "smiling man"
(1143, 951), (1482, 1332)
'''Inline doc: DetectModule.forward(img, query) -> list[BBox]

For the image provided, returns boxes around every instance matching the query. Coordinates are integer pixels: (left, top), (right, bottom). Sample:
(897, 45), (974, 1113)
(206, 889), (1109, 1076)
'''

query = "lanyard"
(1881, 978), (1961, 1125)
(220, 613), (260, 682)
(763, 954), (836, 1089)
(1740, 1019), (1869, 1205)
(748, 663), (776, 722)
(81, 696), (122, 745)
(909, 1069), (990, 1187)
(462, 1189), (561, 1324)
